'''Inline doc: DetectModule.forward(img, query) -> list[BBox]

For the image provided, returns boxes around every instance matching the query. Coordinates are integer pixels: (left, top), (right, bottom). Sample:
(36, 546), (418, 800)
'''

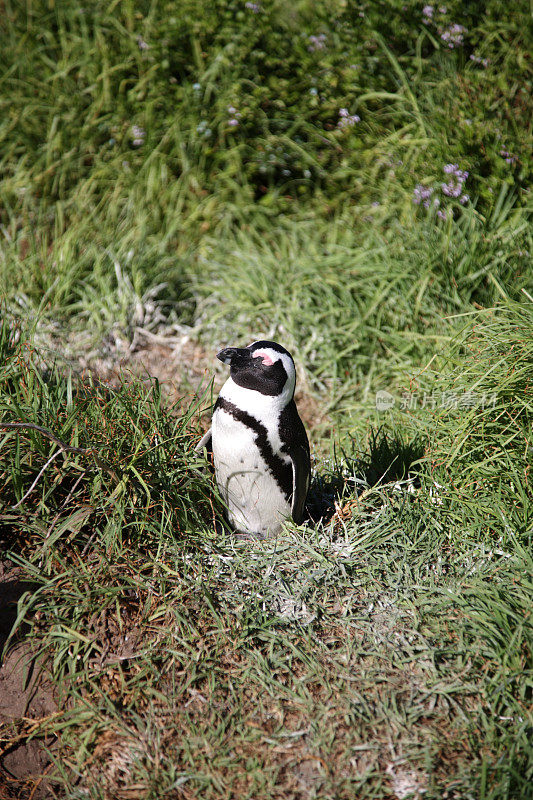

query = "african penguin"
(196, 341), (311, 537)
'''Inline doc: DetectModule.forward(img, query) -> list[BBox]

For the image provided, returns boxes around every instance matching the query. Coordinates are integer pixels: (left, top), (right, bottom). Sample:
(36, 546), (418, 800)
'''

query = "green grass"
(0, 0), (532, 798)
(1, 304), (531, 799)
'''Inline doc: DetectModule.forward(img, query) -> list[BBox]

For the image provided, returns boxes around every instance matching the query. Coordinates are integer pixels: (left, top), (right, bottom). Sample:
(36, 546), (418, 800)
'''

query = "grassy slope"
(0, 0), (532, 798)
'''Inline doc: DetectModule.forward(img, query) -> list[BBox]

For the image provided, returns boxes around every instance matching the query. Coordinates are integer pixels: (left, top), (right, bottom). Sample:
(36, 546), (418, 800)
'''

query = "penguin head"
(217, 340), (296, 402)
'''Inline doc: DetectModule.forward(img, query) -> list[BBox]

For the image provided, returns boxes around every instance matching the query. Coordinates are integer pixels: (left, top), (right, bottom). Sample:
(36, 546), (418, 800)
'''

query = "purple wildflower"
(413, 184), (433, 206)
(470, 54), (489, 67)
(439, 23), (467, 48)
(442, 164), (468, 191)
(197, 120), (212, 137)
(442, 181), (462, 198)
(422, 5), (434, 18)
(500, 149), (517, 164)
(245, 1), (261, 11)
(137, 36), (149, 51)
(227, 106), (242, 128)
(131, 125), (145, 147)
(308, 34), (327, 52)
(414, 162), (469, 218)
(337, 108), (360, 129)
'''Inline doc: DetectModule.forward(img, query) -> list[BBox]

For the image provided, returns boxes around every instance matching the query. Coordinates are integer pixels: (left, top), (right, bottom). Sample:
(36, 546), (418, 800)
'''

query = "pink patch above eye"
(253, 351), (274, 366)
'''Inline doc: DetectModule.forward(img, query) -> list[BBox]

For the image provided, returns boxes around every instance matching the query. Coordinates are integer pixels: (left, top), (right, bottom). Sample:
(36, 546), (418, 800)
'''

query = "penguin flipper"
(289, 444), (311, 525)
(195, 428), (213, 454)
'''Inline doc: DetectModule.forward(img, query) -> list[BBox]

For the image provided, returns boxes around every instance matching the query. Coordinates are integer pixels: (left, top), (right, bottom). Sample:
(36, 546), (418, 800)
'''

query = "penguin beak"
(217, 347), (251, 368)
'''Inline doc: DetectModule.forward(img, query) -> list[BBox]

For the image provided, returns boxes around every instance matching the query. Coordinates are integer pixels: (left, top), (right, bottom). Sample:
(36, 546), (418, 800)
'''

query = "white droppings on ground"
(386, 763), (428, 798)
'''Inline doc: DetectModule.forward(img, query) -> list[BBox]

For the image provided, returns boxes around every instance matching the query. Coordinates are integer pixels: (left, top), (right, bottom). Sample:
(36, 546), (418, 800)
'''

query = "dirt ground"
(0, 561), (58, 799)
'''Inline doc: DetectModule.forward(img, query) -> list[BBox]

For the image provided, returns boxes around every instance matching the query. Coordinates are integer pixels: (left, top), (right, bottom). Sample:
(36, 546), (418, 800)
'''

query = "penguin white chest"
(211, 407), (291, 536)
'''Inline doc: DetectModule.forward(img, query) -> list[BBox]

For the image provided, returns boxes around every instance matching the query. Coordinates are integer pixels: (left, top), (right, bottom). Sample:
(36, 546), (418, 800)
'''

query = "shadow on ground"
(306, 429), (426, 527)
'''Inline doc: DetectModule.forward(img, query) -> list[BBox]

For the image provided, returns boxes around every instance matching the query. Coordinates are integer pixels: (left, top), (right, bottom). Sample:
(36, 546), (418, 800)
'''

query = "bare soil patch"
(0, 562), (59, 799)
